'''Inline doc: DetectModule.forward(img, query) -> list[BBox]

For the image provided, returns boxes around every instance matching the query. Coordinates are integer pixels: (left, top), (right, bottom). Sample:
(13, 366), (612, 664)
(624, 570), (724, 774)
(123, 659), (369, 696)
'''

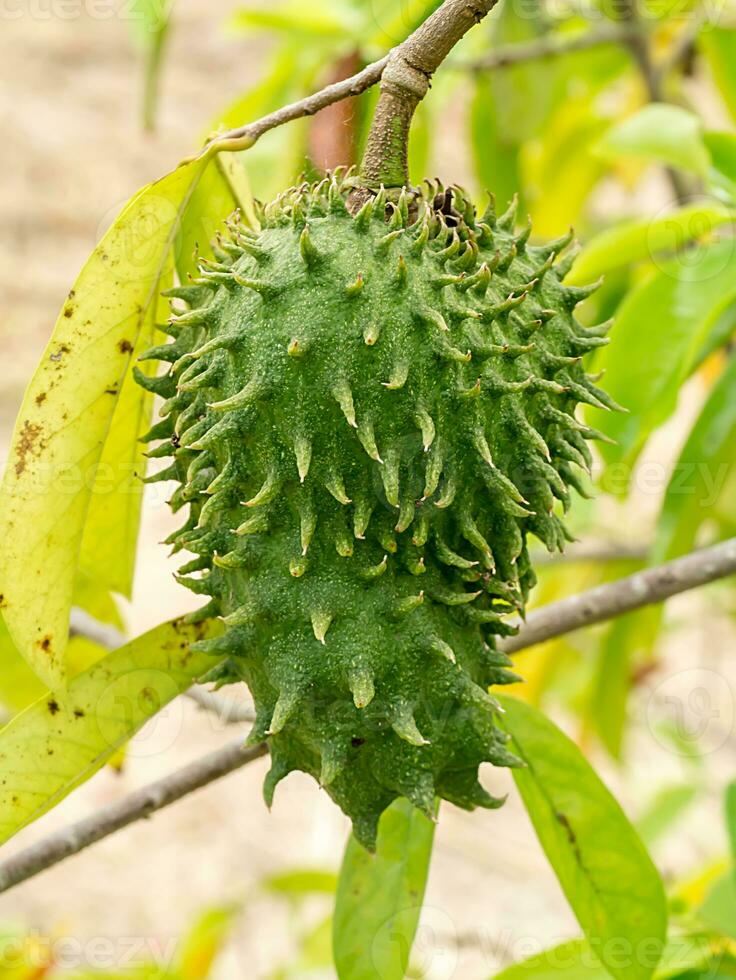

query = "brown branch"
(359, 0), (500, 189)
(457, 23), (639, 72)
(500, 537), (736, 654)
(0, 740), (267, 896)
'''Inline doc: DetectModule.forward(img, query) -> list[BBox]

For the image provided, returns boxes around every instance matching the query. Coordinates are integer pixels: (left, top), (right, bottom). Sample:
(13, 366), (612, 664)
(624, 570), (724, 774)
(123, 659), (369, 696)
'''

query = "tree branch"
(500, 537), (736, 654)
(0, 740), (268, 896)
(359, 0), (501, 189)
(4, 541), (734, 892)
(190, 56), (389, 160)
(456, 23), (638, 72)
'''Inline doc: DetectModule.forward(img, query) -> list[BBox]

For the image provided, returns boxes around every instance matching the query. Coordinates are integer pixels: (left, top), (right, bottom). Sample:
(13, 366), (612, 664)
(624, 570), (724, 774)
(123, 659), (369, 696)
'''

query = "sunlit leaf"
(333, 798), (435, 980)
(129, 0), (176, 130)
(499, 696), (667, 980)
(700, 27), (736, 123)
(596, 238), (736, 469)
(263, 868), (337, 897)
(0, 158), (207, 687)
(176, 903), (241, 979)
(590, 607), (659, 759)
(490, 934), (734, 979)
(568, 202), (735, 284)
(697, 873), (736, 941)
(596, 104), (709, 175)
(636, 784), (699, 847)
(0, 617), (221, 845)
(654, 354), (736, 560)
(726, 780), (736, 876)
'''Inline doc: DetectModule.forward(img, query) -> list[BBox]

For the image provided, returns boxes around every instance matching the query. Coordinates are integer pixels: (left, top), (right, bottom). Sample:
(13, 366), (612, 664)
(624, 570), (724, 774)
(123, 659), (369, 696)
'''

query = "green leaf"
(491, 938), (611, 979)
(129, 0), (175, 130)
(332, 798), (436, 980)
(77, 278), (171, 598)
(490, 935), (734, 979)
(704, 131), (736, 203)
(726, 780), (736, 871)
(636, 785), (698, 847)
(596, 239), (736, 469)
(700, 28), (736, 123)
(590, 608), (659, 759)
(498, 696), (667, 980)
(470, 77), (522, 214)
(697, 873), (736, 941)
(654, 355), (736, 561)
(264, 868), (338, 897)
(596, 104), (709, 175)
(0, 158), (207, 687)
(0, 617), (221, 845)
(569, 203), (735, 285)
(176, 903), (241, 979)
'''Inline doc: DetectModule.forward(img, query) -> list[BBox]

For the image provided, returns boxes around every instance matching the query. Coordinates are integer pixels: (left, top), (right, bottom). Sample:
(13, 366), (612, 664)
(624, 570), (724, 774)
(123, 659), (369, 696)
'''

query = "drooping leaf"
(590, 607), (659, 759)
(499, 696), (667, 980)
(176, 903), (241, 980)
(0, 158), (207, 687)
(697, 873), (736, 941)
(568, 203), (735, 285)
(700, 27), (736, 123)
(490, 934), (734, 979)
(263, 868), (338, 897)
(596, 239), (736, 469)
(654, 354), (736, 561)
(129, 0), (176, 130)
(596, 104), (709, 176)
(77, 275), (171, 598)
(726, 780), (736, 876)
(332, 798), (436, 980)
(471, 76), (522, 214)
(636, 784), (699, 847)
(0, 617), (221, 845)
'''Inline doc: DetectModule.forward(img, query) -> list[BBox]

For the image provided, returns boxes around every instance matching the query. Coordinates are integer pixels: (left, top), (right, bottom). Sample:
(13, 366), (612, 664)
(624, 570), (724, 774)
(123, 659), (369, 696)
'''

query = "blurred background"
(1, 0), (736, 976)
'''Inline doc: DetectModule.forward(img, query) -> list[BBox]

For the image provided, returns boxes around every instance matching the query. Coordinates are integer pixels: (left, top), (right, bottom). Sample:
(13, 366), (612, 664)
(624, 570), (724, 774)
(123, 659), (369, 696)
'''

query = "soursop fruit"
(136, 172), (615, 849)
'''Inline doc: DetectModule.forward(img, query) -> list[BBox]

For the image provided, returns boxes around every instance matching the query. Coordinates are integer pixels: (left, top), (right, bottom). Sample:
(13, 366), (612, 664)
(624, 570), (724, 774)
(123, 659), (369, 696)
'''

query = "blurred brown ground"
(0, 4), (735, 978)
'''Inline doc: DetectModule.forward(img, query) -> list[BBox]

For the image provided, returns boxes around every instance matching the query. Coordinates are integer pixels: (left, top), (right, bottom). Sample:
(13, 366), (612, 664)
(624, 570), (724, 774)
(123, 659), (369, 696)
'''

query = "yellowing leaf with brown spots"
(0, 617), (221, 846)
(0, 159), (207, 688)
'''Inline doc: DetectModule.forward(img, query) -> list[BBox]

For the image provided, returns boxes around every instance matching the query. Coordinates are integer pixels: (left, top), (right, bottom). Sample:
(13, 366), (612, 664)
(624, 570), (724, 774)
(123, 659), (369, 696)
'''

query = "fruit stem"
(357, 0), (500, 193)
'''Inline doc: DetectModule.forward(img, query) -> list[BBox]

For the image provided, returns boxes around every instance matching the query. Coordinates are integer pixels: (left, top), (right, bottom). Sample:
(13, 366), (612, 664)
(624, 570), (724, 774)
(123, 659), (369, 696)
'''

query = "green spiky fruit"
(137, 173), (615, 849)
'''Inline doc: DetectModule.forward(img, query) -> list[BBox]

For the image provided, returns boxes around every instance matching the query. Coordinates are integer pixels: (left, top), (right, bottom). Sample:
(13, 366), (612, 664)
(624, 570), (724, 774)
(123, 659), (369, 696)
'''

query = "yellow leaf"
(0, 617), (221, 846)
(0, 159), (207, 688)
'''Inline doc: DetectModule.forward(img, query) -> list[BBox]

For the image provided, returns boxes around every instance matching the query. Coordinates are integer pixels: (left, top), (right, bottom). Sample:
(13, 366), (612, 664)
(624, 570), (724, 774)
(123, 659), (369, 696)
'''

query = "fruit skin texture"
(137, 174), (614, 849)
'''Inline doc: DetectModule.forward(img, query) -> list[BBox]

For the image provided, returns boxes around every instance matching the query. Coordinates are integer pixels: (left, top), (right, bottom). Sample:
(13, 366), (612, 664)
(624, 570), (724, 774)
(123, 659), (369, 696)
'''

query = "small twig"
(192, 56), (389, 159)
(0, 740), (268, 896)
(186, 686), (256, 724)
(69, 607), (125, 650)
(457, 23), (638, 72)
(69, 609), (252, 725)
(501, 538), (736, 654)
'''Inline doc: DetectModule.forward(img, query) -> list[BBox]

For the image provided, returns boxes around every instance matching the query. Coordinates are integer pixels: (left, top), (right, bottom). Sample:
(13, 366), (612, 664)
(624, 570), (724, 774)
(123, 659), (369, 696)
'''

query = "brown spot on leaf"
(63, 306), (74, 319)
(15, 420), (44, 476)
(118, 338), (133, 354)
(35, 392), (47, 406)
(73, 708), (85, 719)
(47, 699), (59, 715)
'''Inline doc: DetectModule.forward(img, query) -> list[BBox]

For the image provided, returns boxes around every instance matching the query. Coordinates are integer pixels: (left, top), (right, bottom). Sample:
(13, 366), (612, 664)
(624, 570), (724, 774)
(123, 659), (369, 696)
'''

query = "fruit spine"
(136, 173), (616, 848)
